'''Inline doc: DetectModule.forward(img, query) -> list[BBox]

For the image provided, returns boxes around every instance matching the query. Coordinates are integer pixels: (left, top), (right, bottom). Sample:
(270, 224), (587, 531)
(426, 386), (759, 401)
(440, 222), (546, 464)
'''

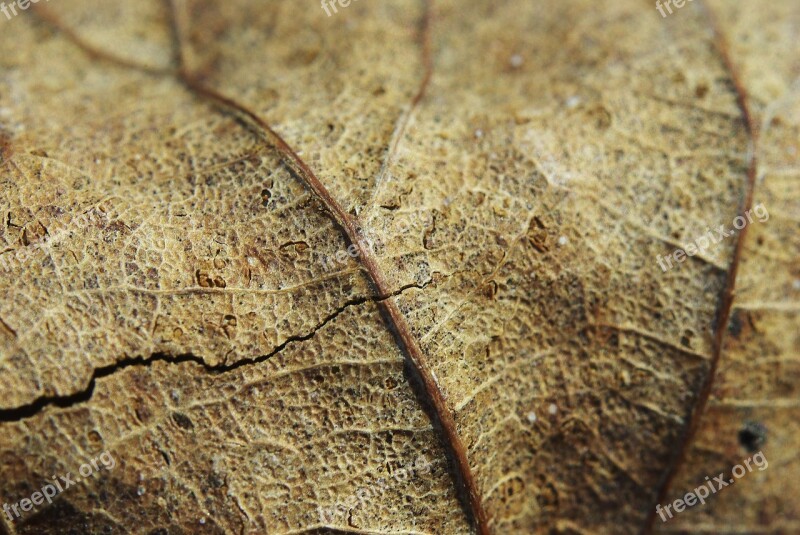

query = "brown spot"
(279, 241), (309, 256)
(196, 269), (212, 287)
(483, 280), (499, 299)
(21, 221), (48, 246)
(134, 405), (152, 424)
(172, 412), (194, 430)
(285, 47), (320, 67)
(527, 217), (549, 253)
(585, 105), (612, 130)
(222, 314), (237, 339)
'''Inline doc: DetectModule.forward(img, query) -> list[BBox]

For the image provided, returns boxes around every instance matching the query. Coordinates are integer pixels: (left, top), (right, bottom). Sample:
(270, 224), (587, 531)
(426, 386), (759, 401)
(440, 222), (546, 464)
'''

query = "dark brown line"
(22, 2), (488, 531)
(412, 0), (434, 110)
(642, 2), (758, 533)
(165, 3), (489, 534)
(0, 316), (17, 338)
(30, 4), (173, 76)
(371, 0), (434, 208)
(179, 54), (493, 535)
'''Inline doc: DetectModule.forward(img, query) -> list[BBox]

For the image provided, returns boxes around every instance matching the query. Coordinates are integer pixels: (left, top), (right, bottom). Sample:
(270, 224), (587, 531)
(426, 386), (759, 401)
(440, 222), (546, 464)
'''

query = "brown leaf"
(0, 0), (797, 534)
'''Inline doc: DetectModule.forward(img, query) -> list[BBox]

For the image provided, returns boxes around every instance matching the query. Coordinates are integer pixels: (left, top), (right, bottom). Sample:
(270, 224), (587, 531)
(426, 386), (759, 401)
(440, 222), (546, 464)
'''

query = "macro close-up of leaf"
(0, 0), (798, 534)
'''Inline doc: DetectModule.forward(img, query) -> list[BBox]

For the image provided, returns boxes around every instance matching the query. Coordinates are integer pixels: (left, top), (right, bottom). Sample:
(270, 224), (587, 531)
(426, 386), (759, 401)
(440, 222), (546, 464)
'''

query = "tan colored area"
(0, 0), (796, 533)
(654, 1), (800, 533)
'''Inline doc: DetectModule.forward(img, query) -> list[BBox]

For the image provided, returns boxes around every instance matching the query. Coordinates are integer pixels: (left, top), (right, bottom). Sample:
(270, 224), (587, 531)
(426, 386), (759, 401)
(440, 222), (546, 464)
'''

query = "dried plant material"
(0, 0), (797, 534)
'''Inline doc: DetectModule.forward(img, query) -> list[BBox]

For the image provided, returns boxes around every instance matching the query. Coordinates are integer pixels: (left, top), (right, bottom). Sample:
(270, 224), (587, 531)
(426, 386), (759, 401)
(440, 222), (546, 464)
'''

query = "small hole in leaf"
(738, 421), (767, 453)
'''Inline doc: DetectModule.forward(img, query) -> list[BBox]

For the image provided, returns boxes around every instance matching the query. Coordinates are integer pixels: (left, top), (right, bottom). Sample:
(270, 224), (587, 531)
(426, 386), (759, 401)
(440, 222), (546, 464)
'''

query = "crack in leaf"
(0, 281), (431, 423)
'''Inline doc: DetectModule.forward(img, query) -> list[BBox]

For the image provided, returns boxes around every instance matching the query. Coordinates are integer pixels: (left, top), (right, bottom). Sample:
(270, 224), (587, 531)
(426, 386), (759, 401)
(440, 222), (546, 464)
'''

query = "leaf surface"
(0, 1), (797, 534)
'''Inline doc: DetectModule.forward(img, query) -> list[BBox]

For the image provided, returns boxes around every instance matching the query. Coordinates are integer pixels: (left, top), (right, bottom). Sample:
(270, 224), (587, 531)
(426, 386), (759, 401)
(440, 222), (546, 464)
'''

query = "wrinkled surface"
(0, 0), (797, 534)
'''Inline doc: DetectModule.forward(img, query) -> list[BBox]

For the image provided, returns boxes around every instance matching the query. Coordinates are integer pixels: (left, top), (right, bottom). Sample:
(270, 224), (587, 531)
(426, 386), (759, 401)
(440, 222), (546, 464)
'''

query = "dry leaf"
(0, 0), (797, 534)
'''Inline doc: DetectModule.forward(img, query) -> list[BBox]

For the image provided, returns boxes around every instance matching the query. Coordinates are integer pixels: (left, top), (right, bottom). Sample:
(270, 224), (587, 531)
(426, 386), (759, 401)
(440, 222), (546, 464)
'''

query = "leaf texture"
(0, 0), (797, 534)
